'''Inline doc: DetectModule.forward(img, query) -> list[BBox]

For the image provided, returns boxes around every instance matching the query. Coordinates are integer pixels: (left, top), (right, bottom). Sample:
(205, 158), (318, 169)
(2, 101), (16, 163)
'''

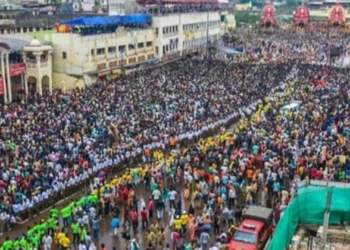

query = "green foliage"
(286, 0), (298, 7)
(235, 12), (261, 27)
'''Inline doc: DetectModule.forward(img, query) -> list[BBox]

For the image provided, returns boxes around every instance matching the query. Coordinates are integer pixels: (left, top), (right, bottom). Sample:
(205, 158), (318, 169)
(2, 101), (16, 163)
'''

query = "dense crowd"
(223, 28), (350, 65)
(1, 59), (348, 249)
(0, 26), (349, 249)
(0, 57), (293, 224)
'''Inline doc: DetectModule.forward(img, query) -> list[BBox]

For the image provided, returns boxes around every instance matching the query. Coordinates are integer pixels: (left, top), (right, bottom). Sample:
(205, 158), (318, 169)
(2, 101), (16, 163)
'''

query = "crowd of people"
(222, 28), (350, 66)
(0, 27), (349, 249)
(0, 56), (293, 224)
(2, 59), (348, 249)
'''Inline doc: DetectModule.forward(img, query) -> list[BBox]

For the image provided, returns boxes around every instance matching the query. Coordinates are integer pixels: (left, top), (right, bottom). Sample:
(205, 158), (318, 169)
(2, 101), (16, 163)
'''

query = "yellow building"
(46, 27), (155, 90)
(221, 13), (236, 34)
(235, 2), (252, 11)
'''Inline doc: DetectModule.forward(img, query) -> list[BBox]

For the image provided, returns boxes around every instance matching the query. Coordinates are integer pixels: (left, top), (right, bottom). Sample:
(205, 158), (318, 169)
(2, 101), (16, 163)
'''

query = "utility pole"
(320, 188), (333, 250)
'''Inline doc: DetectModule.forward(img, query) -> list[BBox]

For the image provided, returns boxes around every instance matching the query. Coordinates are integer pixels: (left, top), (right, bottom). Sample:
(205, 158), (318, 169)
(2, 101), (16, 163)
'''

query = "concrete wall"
(53, 72), (85, 90)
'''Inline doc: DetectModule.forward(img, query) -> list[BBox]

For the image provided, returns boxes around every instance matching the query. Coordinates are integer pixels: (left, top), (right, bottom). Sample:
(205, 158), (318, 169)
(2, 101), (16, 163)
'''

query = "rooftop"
(0, 34), (48, 52)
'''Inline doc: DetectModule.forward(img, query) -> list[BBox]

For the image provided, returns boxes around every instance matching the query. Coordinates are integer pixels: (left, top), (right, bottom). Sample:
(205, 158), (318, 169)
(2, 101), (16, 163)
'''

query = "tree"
(286, 0), (297, 7)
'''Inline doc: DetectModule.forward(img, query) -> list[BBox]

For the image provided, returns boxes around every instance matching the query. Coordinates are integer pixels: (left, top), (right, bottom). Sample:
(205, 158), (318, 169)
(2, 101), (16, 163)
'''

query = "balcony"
(26, 60), (49, 68)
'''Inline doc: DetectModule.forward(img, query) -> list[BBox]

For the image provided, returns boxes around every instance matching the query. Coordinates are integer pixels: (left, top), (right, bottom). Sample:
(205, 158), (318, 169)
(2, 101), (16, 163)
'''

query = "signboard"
(138, 56), (145, 62)
(109, 0), (125, 16)
(0, 77), (4, 95)
(97, 63), (106, 70)
(109, 61), (118, 68)
(119, 59), (127, 65)
(10, 63), (26, 77)
(129, 57), (136, 64)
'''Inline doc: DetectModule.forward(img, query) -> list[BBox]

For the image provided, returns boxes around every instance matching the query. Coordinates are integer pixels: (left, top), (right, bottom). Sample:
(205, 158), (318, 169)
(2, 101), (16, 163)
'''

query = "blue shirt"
(92, 218), (100, 229)
(273, 182), (280, 192)
(110, 218), (120, 229)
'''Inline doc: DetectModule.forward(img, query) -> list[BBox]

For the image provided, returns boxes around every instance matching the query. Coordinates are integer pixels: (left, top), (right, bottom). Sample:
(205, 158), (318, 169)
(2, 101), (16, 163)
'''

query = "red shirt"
(141, 210), (148, 221)
(130, 210), (138, 222)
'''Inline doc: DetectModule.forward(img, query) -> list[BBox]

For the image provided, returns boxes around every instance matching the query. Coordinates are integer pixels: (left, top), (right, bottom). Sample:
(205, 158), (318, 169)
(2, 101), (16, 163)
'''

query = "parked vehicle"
(229, 206), (273, 250)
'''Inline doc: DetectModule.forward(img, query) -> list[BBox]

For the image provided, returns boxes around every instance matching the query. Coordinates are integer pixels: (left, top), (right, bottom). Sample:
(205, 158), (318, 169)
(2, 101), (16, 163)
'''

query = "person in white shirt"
(79, 242), (87, 250)
(88, 242), (97, 250)
(168, 189), (177, 208)
(152, 189), (161, 201)
(42, 234), (52, 250)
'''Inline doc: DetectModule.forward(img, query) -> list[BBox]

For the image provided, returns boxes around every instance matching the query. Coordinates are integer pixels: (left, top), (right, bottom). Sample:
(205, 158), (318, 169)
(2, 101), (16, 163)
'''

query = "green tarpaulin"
(269, 186), (350, 250)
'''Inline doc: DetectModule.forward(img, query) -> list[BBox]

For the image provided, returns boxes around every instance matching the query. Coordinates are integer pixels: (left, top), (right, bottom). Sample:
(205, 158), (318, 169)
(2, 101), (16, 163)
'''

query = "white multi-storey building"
(152, 11), (222, 61)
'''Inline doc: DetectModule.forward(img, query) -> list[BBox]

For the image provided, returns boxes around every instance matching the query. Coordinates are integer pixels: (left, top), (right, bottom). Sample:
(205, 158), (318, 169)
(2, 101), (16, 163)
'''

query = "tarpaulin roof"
(218, 46), (244, 55)
(63, 14), (150, 26)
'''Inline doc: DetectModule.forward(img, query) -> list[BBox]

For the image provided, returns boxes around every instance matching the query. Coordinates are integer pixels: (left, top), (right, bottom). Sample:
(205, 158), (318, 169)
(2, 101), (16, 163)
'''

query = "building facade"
(48, 27), (155, 89)
(0, 35), (53, 104)
(152, 11), (223, 61)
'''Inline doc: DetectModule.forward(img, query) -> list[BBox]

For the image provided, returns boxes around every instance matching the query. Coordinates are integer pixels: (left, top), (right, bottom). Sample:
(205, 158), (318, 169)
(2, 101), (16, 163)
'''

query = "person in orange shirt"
(144, 148), (152, 162)
(170, 137), (177, 148)
(189, 215), (197, 242)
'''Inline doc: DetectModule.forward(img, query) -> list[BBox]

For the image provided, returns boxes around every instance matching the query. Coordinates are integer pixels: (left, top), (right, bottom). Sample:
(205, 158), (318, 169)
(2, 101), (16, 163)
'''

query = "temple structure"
(260, 1), (276, 26)
(328, 3), (346, 26)
(294, 4), (310, 26)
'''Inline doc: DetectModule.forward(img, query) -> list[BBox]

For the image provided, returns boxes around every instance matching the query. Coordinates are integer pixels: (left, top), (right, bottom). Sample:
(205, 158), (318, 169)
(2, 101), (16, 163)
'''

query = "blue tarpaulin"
(63, 14), (150, 26)
(218, 46), (244, 55)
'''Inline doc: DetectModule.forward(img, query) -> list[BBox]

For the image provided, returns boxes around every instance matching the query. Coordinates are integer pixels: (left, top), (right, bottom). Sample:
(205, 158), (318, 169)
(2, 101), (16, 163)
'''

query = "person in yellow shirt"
(55, 229), (65, 245)
(173, 215), (182, 232)
(146, 229), (156, 246)
(60, 235), (71, 249)
(180, 211), (189, 233)
(157, 227), (166, 247)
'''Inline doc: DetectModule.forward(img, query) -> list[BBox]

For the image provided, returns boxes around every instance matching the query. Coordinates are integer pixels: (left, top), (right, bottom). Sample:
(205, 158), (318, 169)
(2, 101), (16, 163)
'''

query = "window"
(137, 42), (144, 49)
(163, 27), (166, 34)
(62, 52), (67, 59)
(91, 49), (94, 56)
(163, 46), (165, 54)
(23, 27), (27, 33)
(128, 44), (135, 50)
(156, 46), (159, 55)
(108, 46), (116, 54)
(29, 27), (33, 32)
(155, 28), (158, 35)
(97, 48), (105, 55)
(146, 41), (153, 47)
(165, 45), (169, 52)
(118, 45), (126, 53)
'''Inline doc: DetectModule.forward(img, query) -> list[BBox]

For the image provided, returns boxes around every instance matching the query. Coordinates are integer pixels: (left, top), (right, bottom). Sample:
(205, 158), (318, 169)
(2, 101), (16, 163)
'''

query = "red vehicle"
(229, 206), (273, 250)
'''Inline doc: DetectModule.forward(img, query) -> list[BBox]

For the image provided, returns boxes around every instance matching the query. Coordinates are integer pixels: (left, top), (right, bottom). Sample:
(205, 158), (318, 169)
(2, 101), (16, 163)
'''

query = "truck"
(229, 206), (273, 250)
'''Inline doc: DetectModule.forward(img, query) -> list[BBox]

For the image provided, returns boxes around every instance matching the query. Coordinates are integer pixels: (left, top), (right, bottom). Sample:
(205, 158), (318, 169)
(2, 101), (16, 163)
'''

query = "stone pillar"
(5, 53), (12, 103)
(1, 53), (7, 104)
(48, 50), (53, 94)
(20, 52), (28, 96)
(34, 52), (42, 95)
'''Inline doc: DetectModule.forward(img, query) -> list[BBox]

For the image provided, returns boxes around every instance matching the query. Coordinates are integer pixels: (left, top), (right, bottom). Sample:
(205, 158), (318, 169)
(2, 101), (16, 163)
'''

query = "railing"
(26, 61), (48, 68)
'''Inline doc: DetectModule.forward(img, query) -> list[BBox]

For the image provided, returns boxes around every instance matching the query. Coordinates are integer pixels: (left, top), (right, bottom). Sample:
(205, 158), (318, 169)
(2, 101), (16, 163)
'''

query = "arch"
(27, 76), (37, 95)
(42, 75), (50, 92)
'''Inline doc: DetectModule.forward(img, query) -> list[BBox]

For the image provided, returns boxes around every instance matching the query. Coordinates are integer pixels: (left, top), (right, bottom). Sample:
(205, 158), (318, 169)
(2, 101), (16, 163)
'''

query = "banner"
(10, 63), (26, 77)
(0, 77), (4, 95)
